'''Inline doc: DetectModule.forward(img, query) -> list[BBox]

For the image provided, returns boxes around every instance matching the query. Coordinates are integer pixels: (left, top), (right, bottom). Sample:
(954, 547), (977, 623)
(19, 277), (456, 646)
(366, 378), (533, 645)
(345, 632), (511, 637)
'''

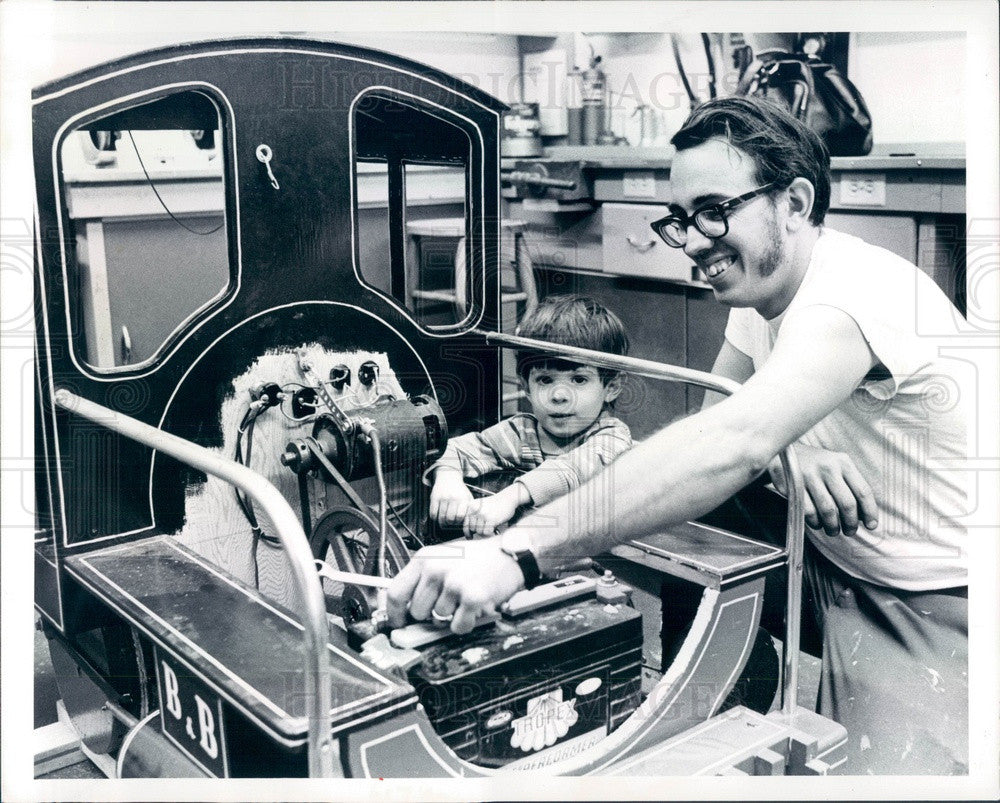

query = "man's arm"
(388, 305), (876, 632)
(701, 339), (755, 410)
(705, 336), (879, 535)
(525, 305), (877, 570)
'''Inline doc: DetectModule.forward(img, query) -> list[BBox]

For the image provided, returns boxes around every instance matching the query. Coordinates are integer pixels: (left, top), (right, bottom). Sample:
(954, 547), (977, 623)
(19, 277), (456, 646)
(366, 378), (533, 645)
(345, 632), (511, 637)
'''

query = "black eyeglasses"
(650, 182), (779, 248)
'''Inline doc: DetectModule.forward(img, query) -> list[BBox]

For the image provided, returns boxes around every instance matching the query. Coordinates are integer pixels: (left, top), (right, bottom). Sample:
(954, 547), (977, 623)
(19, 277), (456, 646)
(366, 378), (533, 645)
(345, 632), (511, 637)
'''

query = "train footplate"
(406, 596), (643, 768)
(606, 705), (848, 776)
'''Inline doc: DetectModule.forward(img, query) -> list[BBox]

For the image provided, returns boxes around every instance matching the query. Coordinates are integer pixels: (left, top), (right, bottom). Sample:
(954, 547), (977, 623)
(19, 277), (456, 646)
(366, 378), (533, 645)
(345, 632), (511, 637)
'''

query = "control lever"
(120, 325), (133, 365)
(315, 560), (390, 630)
(315, 560), (392, 589)
(501, 574), (597, 617)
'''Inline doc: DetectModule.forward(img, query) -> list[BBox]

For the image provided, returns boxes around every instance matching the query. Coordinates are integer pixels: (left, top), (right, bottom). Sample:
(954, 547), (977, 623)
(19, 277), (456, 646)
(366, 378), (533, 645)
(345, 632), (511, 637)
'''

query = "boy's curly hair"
(514, 295), (629, 384)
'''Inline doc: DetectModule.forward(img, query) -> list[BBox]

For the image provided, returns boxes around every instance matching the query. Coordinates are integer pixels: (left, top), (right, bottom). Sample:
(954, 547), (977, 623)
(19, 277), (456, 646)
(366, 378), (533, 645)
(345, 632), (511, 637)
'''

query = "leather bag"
(736, 50), (874, 156)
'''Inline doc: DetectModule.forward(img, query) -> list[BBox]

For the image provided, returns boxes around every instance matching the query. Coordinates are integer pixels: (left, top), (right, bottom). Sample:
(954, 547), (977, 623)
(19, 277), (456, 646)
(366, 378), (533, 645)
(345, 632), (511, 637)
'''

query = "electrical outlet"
(622, 172), (657, 199)
(839, 172), (886, 206)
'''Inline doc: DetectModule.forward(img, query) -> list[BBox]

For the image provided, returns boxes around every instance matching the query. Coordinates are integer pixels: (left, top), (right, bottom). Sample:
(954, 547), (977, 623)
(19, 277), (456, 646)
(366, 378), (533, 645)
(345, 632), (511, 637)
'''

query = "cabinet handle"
(625, 235), (657, 253)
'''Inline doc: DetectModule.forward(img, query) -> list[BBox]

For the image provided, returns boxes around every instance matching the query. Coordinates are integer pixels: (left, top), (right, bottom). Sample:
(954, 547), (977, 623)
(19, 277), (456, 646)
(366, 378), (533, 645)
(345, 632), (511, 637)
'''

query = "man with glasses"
(388, 97), (967, 774)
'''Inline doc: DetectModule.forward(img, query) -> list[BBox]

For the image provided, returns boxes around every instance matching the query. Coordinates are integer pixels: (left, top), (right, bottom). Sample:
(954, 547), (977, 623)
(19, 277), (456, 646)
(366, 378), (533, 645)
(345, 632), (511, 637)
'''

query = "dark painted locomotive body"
(32, 38), (846, 779)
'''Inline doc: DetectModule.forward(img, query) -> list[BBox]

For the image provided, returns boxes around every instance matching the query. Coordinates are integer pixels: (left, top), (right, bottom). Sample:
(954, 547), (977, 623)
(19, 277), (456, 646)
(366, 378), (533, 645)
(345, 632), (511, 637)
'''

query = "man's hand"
(429, 469), (474, 527)
(462, 482), (530, 538)
(386, 538), (525, 633)
(770, 443), (879, 536)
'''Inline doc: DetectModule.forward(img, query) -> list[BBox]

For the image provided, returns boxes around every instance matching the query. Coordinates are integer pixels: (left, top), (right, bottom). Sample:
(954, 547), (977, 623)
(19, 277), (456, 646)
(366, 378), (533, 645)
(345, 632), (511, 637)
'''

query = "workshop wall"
(849, 31), (966, 144)
(326, 32), (522, 103)
(30, 26), (962, 146)
(521, 31), (966, 148)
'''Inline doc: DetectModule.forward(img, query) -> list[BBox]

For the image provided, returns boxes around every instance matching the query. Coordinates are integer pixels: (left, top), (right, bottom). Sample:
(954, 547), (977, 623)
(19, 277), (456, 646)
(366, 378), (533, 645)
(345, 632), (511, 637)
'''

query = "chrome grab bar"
(52, 389), (336, 777)
(476, 329), (806, 718)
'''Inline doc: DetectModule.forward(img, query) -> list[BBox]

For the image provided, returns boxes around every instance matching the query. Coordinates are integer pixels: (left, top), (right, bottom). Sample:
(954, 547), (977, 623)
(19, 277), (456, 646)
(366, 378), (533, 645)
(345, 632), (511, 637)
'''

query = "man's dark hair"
(515, 295), (629, 384)
(671, 96), (831, 225)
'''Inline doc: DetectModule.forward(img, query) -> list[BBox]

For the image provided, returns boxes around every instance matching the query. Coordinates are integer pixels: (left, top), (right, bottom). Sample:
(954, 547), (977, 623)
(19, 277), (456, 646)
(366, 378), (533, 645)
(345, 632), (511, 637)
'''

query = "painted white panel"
(849, 31), (966, 144)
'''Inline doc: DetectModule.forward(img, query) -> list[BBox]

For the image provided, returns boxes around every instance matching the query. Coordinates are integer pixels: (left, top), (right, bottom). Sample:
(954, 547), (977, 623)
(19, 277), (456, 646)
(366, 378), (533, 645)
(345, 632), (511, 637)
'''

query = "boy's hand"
(429, 469), (474, 526)
(463, 482), (531, 538)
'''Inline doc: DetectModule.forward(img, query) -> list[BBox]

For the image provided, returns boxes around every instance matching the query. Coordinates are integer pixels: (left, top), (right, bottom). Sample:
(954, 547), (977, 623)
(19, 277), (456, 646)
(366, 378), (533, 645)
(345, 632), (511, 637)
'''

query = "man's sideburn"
(757, 201), (786, 278)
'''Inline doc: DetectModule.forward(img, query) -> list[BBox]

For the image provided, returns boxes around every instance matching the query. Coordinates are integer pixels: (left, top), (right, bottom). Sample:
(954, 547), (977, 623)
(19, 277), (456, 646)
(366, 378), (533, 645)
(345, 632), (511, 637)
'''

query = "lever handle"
(315, 559), (392, 589)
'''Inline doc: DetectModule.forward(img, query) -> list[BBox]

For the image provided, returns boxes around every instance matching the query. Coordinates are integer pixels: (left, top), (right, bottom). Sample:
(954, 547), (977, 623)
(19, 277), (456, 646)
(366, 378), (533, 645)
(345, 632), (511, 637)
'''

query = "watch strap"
(502, 544), (542, 591)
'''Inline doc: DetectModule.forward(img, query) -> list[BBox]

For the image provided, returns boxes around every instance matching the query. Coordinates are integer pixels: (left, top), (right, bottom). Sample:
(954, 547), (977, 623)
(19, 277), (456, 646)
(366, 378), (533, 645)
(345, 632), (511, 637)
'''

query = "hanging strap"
(701, 33), (717, 99)
(671, 33), (700, 110)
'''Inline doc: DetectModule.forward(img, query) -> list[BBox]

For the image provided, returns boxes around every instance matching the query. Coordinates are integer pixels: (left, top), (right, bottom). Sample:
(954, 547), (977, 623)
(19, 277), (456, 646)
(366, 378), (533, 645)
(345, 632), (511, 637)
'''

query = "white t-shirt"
(725, 227), (967, 590)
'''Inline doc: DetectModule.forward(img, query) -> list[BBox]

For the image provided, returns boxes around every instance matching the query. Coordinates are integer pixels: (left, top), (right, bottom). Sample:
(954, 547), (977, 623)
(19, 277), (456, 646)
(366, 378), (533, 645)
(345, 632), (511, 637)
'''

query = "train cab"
(32, 37), (846, 779)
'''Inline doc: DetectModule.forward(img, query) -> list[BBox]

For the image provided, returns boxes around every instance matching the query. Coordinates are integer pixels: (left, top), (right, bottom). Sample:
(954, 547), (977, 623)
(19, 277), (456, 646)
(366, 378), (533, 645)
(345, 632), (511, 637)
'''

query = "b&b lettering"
(194, 694), (219, 758)
(161, 661), (182, 720)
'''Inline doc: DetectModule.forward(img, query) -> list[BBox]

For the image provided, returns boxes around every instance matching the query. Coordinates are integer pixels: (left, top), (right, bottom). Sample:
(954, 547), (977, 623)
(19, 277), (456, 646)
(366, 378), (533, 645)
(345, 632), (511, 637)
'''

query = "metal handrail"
(52, 389), (336, 776)
(476, 329), (806, 718)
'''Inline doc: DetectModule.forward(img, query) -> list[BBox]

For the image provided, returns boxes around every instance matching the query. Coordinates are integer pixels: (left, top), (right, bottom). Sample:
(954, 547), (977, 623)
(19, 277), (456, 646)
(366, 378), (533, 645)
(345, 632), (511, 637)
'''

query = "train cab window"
(57, 89), (231, 372)
(353, 90), (475, 330)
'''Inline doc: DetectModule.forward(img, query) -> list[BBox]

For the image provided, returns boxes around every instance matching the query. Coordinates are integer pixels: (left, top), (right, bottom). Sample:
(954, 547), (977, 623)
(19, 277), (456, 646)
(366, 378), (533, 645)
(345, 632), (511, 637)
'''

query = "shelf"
(518, 198), (596, 213)
(537, 143), (965, 172)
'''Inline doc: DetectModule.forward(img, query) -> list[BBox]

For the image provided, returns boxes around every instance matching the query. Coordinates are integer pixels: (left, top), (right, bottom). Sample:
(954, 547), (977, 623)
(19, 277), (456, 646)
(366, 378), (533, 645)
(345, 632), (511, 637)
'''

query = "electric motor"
(281, 395), (447, 481)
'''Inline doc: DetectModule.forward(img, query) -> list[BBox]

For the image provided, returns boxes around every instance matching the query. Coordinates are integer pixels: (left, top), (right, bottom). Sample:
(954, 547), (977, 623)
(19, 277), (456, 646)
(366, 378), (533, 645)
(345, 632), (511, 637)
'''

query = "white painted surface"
(849, 31), (966, 144)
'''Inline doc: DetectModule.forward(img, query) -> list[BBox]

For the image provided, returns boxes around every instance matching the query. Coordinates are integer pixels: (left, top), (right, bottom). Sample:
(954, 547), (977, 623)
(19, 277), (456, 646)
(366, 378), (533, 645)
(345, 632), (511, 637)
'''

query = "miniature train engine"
(32, 37), (847, 780)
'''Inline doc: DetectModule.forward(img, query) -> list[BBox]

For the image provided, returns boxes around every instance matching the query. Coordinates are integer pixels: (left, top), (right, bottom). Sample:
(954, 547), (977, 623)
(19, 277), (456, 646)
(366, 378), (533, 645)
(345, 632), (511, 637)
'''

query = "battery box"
(408, 597), (642, 767)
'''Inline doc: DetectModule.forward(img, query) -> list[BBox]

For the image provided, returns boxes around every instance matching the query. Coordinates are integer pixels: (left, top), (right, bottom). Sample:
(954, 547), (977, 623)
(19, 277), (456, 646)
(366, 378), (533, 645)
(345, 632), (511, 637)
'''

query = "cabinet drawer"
(601, 202), (693, 281)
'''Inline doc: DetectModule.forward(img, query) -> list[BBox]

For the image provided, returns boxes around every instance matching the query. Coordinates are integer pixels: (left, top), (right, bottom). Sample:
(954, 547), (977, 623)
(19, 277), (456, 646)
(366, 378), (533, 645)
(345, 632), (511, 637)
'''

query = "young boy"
(427, 295), (632, 538)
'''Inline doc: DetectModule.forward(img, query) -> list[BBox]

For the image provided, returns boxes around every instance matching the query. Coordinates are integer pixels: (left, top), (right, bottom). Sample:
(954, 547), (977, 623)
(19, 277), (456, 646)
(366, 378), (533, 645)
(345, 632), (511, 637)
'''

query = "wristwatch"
(500, 530), (542, 590)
